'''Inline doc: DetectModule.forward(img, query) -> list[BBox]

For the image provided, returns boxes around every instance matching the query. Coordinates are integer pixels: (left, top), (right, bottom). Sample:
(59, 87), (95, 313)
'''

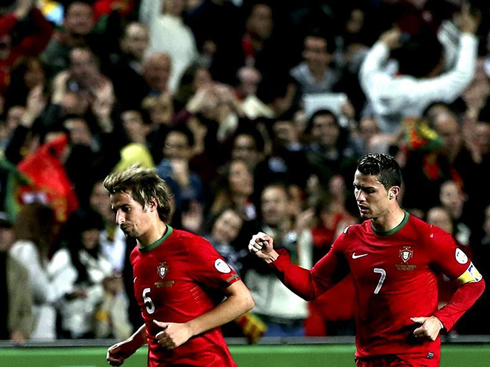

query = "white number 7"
(373, 268), (386, 294)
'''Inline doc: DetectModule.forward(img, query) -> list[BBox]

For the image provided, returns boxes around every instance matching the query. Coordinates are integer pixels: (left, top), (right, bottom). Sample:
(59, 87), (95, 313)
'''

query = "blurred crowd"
(0, 0), (489, 344)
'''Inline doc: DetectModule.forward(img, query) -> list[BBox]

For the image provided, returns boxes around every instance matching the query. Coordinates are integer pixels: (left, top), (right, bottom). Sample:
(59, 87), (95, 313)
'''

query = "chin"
(359, 211), (373, 219)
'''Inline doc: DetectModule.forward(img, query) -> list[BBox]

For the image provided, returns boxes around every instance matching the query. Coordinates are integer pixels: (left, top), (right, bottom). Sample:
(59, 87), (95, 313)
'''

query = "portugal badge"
(399, 246), (413, 264)
(157, 262), (169, 279)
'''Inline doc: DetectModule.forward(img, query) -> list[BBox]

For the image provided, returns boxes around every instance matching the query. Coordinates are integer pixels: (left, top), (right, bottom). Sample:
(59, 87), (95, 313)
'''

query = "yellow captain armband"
(457, 263), (483, 284)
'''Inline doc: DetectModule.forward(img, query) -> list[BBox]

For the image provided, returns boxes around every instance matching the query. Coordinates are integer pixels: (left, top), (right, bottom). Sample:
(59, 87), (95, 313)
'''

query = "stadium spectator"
(249, 153), (485, 365)
(51, 210), (113, 339)
(40, 1), (96, 79)
(112, 109), (155, 172)
(94, 272), (132, 340)
(140, 0), (199, 92)
(230, 126), (265, 168)
(0, 0), (52, 99)
(207, 159), (257, 223)
(290, 29), (339, 95)
(10, 203), (75, 340)
(156, 124), (204, 232)
(245, 182), (313, 337)
(0, 212), (33, 345)
(304, 109), (359, 190)
(235, 66), (262, 101)
(204, 208), (245, 276)
(142, 52), (172, 96)
(174, 63), (213, 111)
(103, 22), (150, 110)
(5, 57), (47, 111)
(254, 115), (311, 194)
(185, 0), (244, 84)
(403, 108), (482, 221)
(359, 4), (479, 134)
(88, 180), (126, 273)
(438, 180), (472, 249)
(104, 165), (254, 366)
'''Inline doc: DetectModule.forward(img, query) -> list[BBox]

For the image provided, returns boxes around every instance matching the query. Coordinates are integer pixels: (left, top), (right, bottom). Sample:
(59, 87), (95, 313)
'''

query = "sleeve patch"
(214, 259), (231, 274)
(455, 248), (468, 264)
(343, 225), (353, 234)
(457, 263), (483, 284)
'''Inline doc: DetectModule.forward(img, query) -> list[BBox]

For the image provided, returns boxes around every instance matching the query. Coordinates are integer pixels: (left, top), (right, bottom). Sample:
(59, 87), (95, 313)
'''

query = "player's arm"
(106, 324), (147, 366)
(412, 228), (485, 340)
(433, 262), (485, 332)
(249, 232), (343, 300)
(154, 280), (254, 349)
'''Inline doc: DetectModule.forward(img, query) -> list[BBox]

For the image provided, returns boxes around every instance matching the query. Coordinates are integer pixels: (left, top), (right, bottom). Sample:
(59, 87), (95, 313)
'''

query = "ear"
(389, 186), (400, 199)
(148, 197), (158, 211)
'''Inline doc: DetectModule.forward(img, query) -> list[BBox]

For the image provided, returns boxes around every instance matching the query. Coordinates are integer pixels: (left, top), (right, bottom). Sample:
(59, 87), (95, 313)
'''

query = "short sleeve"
(188, 238), (241, 290)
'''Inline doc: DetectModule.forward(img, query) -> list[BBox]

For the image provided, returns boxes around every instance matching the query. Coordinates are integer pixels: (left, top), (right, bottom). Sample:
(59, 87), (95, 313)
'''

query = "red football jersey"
(130, 226), (240, 366)
(309, 213), (473, 360)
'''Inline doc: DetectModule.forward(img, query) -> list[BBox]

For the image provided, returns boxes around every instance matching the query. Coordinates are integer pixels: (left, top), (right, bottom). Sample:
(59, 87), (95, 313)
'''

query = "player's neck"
(137, 221), (168, 248)
(372, 207), (406, 233)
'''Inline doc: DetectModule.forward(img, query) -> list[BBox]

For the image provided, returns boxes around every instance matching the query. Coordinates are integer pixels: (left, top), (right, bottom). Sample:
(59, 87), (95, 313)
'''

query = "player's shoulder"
(341, 221), (367, 237)
(172, 228), (211, 248)
(407, 214), (451, 243)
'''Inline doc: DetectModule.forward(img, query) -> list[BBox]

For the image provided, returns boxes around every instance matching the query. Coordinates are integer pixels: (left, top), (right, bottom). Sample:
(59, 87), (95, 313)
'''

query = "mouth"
(358, 205), (369, 214)
(120, 225), (131, 233)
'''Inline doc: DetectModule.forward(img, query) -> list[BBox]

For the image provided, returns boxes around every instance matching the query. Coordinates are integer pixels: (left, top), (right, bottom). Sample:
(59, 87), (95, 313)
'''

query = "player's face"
(110, 191), (150, 238)
(353, 170), (390, 219)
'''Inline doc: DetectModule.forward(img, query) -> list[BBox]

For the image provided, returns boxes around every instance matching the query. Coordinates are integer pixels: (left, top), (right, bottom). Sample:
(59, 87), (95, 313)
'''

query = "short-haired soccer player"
(249, 153), (484, 366)
(105, 165), (254, 366)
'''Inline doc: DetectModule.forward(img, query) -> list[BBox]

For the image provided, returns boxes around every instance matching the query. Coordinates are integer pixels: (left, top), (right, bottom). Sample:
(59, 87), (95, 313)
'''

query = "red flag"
(17, 135), (78, 223)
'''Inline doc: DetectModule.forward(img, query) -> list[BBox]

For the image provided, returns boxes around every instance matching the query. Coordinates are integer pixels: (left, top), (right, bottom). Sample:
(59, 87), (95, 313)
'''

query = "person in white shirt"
(359, 4), (479, 134)
(140, 0), (199, 92)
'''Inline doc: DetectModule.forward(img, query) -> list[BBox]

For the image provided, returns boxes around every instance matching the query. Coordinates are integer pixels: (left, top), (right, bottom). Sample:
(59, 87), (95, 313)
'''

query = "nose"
(355, 189), (364, 202)
(116, 210), (125, 225)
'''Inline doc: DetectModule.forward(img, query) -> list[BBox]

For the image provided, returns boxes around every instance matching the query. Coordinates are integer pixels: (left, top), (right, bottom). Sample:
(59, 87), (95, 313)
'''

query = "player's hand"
(411, 316), (444, 341)
(248, 232), (279, 263)
(106, 338), (139, 366)
(154, 320), (193, 350)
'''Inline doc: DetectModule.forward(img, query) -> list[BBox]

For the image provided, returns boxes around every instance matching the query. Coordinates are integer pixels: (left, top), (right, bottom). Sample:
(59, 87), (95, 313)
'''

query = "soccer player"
(104, 165), (254, 366)
(249, 153), (485, 367)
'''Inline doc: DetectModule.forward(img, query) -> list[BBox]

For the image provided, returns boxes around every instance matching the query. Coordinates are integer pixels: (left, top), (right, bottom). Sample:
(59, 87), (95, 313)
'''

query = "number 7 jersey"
(309, 212), (480, 359)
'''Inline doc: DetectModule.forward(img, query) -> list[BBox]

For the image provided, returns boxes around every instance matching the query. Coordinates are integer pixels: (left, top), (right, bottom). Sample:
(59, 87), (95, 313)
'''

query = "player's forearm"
(269, 249), (322, 301)
(187, 283), (254, 337)
(129, 324), (148, 347)
(434, 278), (485, 331)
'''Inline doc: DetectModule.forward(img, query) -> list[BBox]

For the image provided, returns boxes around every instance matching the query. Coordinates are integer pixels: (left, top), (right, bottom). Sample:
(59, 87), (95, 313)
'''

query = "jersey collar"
(139, 225), (173, 253)
(371, 211), (409, 236)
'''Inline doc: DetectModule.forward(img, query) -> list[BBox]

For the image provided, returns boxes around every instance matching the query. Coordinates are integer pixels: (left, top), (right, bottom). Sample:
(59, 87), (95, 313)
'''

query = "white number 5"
(143, 287), (155, 314)
(373, 268), (386, 294)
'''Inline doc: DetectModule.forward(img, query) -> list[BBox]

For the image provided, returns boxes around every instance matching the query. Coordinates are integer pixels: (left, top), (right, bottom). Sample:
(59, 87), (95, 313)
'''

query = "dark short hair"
(165, 124), (195, 148)
(233, 125), (265, 153)
(357, 153), (402, 190)
(304, 28), (336, 54)
(305, 109), (338, 134)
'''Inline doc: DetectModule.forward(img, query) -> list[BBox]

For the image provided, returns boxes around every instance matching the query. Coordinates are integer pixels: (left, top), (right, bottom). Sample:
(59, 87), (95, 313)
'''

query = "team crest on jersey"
(399, 246), (413, 263)
(395, 246), (417, 271)
(157, 262), (169, 279)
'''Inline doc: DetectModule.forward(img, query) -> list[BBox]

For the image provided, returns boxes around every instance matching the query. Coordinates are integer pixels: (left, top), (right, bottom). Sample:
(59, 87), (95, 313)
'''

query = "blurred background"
(0, 0), (489, 365)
